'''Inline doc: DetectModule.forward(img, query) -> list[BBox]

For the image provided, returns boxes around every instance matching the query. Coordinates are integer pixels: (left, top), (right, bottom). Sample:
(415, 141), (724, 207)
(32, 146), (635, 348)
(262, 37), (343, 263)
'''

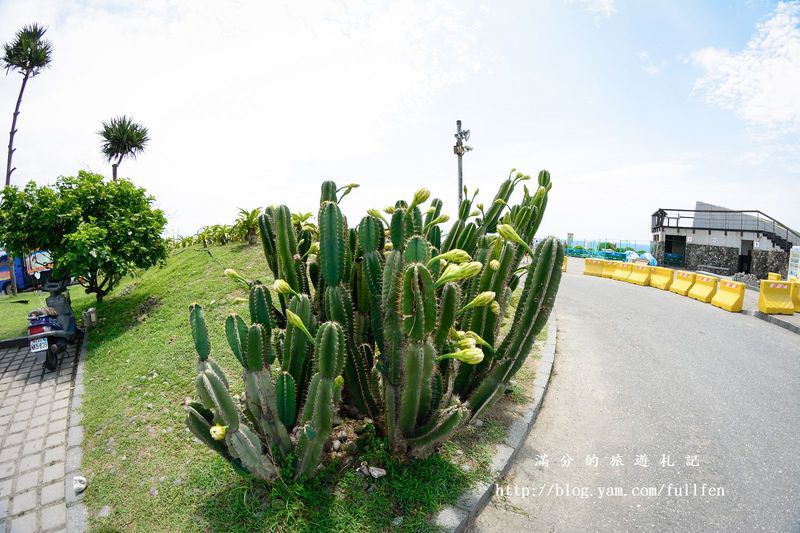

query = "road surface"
(474, 257), (800, 532)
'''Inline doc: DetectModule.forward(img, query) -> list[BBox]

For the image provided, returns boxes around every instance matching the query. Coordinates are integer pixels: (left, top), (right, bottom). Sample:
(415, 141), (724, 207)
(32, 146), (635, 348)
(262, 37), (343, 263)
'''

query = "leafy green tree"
(233, 207), (261, 245)
(98, 115), (149, 180)
(0, 171), (168, 301)
(2, 23), (53, 295)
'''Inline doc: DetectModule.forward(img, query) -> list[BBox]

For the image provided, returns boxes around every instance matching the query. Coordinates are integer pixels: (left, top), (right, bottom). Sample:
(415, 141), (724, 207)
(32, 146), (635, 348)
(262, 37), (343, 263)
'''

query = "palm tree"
(98, 115), (149, 180)
(234, 207), (262, 245)
(2, 23), (53, 296)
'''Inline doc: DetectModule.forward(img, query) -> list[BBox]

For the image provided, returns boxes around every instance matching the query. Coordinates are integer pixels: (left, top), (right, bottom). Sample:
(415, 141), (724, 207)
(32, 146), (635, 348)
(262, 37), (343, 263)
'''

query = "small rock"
(454, 449), (464, 456)
(345, 441), (358, 455)
(97, 505), (111, 518)
(368, 466), (386, 479)
(461, 464), (472, 472)
(120, 455), (127, 461)
(172, 478), (183, 486)
(338, 430), (347, 440)
(332, 439), (341, 451)
(149, 487), (159, 497)
(392, 517), (404, 526)
(73, 476), (88, 494)
(146, 403), (154, 410)
(159, 476), (166, 483)
(472, 418), (484, 428)
(366, 483), (377, 493)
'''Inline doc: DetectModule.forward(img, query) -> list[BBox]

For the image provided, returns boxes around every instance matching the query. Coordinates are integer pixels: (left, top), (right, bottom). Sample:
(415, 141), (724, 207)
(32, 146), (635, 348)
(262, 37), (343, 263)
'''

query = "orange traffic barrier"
(688, 275), (718, 303)
(612, 262), (633, 282)
(627, 265), (652, 286)
(758, 280), (794, 315)
(790, 280), (800, 312)
(711, 280), (745, 313)
(649, 267), (673, 290)
(767, 272), (782, 281)
(669, 271), (696, 296)
(601, 260), (617, 278)
(583, 258), (604, 277)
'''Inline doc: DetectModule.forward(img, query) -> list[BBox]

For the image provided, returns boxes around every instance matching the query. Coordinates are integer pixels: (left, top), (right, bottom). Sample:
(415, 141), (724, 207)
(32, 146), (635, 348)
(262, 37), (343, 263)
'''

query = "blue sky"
(1, 0), (798, 241)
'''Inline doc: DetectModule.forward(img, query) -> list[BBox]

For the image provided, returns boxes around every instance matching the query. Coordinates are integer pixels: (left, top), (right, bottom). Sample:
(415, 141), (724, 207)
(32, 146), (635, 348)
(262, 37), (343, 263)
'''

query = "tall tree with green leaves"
(2, 23), (53, 296)
(98, 115), (149, 180)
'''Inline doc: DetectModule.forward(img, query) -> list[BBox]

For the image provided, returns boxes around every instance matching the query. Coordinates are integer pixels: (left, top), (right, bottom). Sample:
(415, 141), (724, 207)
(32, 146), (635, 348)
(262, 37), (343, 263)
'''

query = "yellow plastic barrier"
(611, 262), (633, 282)
(601, 260), (617, 278)
(583, 258), (604, 277)
(627, 265), (652, 286)
(669, 271), (696, 296)
(649, 267), (673, 290)
(791, 280), (800, 312)
(758, 280), (794, 315)
(711, 280), (745, 312)
(562, 255), (567, 272)
(688, 275), (718, 303)
(767, 272), (782, 281)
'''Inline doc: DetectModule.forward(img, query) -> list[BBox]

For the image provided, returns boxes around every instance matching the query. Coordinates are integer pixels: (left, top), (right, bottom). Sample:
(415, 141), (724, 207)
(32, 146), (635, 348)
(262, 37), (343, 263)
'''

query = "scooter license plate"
(30, 338), (49, 353)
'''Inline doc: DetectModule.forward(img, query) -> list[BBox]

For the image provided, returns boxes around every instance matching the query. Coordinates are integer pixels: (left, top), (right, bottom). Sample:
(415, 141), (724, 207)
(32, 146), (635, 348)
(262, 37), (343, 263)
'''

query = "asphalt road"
(474, 257), (800, 532)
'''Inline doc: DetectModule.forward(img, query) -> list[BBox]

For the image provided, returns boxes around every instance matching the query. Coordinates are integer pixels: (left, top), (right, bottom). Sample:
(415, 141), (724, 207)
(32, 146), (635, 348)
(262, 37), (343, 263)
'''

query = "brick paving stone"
(41, 481), (64, 505)
(10, 489), (36, 516)
(18, 453), (41, 473)
(9, 511), (36, 533)
(44, 447), (65, 465)
(41, 502), (67, 530)
(0, 342), (81, 531)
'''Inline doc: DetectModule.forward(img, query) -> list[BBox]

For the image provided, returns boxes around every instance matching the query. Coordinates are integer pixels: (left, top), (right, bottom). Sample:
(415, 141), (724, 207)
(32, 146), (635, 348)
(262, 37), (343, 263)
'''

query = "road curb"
(744, 310), (800, 336)
(431, 314), (558, 532)
(0, 335), (28, 349)
(66, 331), (88, 533)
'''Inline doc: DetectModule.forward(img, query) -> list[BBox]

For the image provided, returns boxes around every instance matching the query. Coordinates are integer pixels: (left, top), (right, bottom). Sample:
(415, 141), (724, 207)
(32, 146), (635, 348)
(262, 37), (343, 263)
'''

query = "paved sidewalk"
(0, 342), (81, 532)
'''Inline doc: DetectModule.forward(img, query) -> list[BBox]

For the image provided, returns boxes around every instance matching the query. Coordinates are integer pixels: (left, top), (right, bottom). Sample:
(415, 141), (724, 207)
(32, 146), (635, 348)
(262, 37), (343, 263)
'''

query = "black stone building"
(651, 202), (798, 279)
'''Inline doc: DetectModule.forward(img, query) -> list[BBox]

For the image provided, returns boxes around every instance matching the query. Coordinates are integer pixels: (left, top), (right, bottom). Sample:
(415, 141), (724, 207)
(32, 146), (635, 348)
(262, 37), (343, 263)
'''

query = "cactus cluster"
(185, 170), (563, 478)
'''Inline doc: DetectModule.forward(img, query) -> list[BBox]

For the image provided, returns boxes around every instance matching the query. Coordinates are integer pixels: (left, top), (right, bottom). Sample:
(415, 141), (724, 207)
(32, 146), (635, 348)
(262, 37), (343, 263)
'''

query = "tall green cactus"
(186, 169), (563, 475)
(185, 290), (343, 480)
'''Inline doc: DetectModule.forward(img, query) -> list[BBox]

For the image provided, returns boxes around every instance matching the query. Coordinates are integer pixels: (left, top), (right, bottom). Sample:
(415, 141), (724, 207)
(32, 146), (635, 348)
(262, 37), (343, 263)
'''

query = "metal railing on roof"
(651, 208), (798, 246)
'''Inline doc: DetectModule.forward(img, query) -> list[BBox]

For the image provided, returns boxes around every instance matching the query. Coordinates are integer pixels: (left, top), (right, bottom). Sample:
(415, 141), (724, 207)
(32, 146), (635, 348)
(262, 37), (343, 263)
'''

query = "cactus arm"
(399, 342), (424, 437)
(258, 212), (280, 279)
(319, 202), (345, 286)
(406, 404), (468, 458)
(189, 304), (211, 361)
(274, 205), (302, 293)
(201, 370), (240, 430)
(276, 372), (297, 428)
(283, 294), (313, 391)
(227, 425), (277, 481)
(433, 282), (459, 352)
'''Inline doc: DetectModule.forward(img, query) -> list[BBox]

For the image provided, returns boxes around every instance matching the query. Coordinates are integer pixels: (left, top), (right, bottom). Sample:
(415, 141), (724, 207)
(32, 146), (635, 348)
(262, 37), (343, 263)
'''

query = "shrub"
(0, 171), (168, 300)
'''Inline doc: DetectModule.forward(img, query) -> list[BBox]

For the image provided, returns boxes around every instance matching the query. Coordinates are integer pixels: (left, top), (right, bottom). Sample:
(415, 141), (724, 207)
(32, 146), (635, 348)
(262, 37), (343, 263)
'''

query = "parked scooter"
(27, 276), (78, 371)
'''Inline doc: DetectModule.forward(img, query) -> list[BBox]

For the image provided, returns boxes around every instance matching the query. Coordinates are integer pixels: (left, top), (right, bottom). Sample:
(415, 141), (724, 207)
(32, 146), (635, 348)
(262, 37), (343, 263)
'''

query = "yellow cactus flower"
(436, 347), (484, 365)
(273, 279), (296, 296)
(210, 425), (227, 441)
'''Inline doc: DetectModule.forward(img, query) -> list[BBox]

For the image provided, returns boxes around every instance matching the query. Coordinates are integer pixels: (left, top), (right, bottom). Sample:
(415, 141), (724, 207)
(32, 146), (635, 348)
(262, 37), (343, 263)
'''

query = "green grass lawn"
(0, 286), (95, 340)
(0, 244), (543, 531)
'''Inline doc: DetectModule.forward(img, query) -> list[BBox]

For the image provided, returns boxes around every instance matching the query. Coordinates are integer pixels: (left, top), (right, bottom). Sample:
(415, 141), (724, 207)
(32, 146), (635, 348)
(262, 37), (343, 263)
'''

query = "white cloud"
(0, 1), (485, 235)
(691, 1), (800, 137)
(566, 0), (615, 19)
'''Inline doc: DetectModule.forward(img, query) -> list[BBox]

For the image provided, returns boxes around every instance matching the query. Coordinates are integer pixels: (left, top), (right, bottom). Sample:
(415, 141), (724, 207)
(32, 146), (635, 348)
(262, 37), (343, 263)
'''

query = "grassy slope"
(0, 244), (544, 531)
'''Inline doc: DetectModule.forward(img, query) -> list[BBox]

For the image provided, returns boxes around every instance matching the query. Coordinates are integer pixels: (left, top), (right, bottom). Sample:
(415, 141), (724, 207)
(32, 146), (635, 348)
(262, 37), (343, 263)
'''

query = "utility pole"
(453, 120), (472, 205)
